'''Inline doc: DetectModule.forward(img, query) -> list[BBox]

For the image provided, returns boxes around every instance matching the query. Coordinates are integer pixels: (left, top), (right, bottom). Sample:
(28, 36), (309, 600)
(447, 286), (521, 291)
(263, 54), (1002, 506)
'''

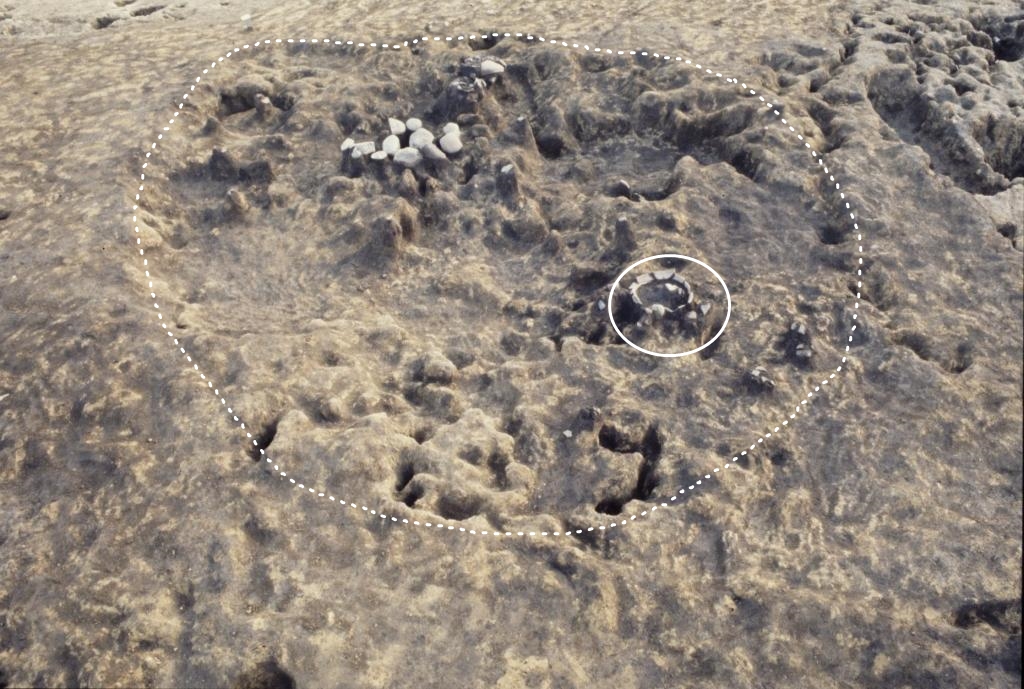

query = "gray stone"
(226, 188), (248, 213)
(382, 134), (400, 155)
(319, 396), (345, 422)
(405, 117), (422, 132)
(409, 128), (435, 149)
(388, 117), (406, 135)
(747, 367), (775, 392)
(439, 131), (463, 154)
(416, 352), (457, 385)
(394, 147), (423, 167)
(353, 141), (376, 155)
(421, 142), (447, 161)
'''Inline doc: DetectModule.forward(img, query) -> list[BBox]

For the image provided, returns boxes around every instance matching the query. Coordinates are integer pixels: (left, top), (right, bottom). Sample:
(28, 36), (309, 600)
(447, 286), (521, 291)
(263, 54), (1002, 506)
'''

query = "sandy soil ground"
(0, 1), (1021, 688)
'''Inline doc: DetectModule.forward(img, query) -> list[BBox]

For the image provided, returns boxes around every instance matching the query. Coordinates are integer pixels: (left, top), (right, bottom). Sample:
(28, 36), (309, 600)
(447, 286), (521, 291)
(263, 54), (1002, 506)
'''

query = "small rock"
(608, 179), (633, 199)
(439, 131), (463, 154)
(563, 430), (573, 438)
(382, 134), (400, 155)
(320, 396), (345, 422)
(746, 366), (775, 392)
(209, 147), (240, 181)
(254, 94), (274, 118)
(497, 164), (519, 197)
(786, 321), (813, 364)
(351, 148), (363, 160)
(394, 147), (423, 167)
(353, 141), (376, 155)
(421, 142), (447, 161)
(653, 269), (675, 281)
(405, 117), (422, 132)
(340, 137), (355, 151)
(415, 352), (457, 385)
(409, 128), (435, 149)
(457, 55), (484, 78)
(370, 150), (388, 161)
(442, 122), (460, 134)
(480, 59), (505, 76)
(388, 117), (406, 135)
(226, 188), (248, 212)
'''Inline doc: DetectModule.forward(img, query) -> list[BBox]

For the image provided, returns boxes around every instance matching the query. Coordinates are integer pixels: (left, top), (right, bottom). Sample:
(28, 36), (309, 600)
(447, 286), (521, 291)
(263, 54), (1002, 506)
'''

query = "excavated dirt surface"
(0, 1), (1021, 688)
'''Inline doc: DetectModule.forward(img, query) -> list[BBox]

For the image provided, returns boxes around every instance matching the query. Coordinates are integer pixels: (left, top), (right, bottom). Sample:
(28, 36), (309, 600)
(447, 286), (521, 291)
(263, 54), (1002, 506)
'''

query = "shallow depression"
(134, 33), (862, 535)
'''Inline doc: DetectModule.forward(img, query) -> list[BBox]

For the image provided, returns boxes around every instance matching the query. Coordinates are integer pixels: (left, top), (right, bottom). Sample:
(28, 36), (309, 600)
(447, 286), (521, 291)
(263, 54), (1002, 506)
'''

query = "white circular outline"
(607, 254), (732, 358)
(129, 32), (864, 538)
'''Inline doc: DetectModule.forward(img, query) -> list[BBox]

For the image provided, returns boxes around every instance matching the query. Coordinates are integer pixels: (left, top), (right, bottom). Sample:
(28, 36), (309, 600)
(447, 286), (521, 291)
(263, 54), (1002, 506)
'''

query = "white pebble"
(405, 117), (422, 132)
(409, 128), (435, 149)
(439, 131), (463, 154)
(388, 117), (406, 135)
(393, 147), (423, 167)
(382, 134), (400, 155)
(354, 141), (376, 155)
(340, 137), (355, 151)
(351, 148), (363, 160)
(563, 430), (573, 438)
(370, 150), (388, 161)
(480, 60), (505, 76)
(442, 122), (460, 134)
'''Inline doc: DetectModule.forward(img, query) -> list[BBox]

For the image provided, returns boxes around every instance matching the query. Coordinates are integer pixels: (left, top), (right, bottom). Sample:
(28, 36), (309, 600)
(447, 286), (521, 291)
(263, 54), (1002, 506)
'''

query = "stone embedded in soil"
(353, 141), (376, 155)
(319, 396), (344, 422)
(746, 366), (775, 392)
(393, 147), (423, 167)
(226, 187), (248, 213)
(435, 76), (486, 121)
(439, 131), (463, 154)
(480, 59), (505, 76)
(785, 321), (813, 364)
(405, 117), (422, 132)
(414, 352), (458, 385)
(420, 142), (447, 161)
(497, 163), (519, 198)
(254, 94), (274, 118)
(388, 117), (406, 135)
(409, 128), (435, 149)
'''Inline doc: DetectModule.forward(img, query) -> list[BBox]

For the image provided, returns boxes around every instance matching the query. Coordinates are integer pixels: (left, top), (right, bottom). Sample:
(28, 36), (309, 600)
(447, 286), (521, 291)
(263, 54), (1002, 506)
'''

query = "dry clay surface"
(0, 1), (1021, 688)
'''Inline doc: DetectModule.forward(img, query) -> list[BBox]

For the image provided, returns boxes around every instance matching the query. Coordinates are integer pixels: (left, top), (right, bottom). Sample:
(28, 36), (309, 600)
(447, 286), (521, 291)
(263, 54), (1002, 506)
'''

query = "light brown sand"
(0, 1), (1020, 687)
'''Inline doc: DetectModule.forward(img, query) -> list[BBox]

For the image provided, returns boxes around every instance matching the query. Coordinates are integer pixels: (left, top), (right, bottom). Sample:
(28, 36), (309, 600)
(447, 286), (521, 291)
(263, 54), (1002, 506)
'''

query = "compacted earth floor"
(0, 1), (1020, 687)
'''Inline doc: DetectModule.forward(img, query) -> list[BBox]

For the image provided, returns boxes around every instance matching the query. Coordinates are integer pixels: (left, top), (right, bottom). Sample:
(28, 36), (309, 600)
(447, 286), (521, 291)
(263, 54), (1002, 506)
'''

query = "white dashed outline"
(130, 32), (863, 538)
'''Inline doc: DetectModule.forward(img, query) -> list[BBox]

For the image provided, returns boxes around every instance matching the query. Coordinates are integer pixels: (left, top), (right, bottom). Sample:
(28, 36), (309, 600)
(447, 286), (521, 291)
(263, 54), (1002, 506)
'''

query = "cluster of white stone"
(341, 117), (464, 168)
